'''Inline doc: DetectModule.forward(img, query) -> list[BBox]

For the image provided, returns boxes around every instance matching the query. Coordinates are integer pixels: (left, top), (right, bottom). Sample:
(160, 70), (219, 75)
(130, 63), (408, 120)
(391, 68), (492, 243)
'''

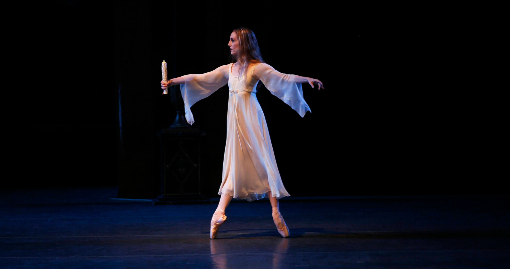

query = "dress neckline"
(231, 62), (259, 78)
(230, 63), (238, 78)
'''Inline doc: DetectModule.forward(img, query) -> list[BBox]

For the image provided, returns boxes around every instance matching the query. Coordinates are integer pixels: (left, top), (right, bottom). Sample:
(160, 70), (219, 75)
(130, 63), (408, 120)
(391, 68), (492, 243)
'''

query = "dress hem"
(219, 190), (290, 202)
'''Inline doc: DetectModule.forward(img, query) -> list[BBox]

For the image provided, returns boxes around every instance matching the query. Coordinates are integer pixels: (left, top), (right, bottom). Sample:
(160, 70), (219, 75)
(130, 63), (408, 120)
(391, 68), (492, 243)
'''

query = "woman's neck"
(235, 59), (258, 66)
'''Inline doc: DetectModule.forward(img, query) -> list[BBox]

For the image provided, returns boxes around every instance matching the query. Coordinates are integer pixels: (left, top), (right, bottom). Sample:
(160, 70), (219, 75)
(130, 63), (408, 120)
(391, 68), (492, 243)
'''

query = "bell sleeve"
(180, 65), (229, 125)
(254, 63), (311, 117)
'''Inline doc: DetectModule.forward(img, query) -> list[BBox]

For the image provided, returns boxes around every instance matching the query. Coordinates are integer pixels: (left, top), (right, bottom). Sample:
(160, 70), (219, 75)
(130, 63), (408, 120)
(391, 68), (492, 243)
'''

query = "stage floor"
(1, 188), (509, 268)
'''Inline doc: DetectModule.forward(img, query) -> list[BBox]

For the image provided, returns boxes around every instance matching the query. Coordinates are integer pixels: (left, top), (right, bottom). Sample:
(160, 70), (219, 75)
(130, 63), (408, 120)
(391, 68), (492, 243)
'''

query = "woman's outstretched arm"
(164, 65), (230, 125)
(252, 63), (317, 117)
(161, 74), (195, 90)
(161, 65), (230, 90)
(253, 63), (324, 90)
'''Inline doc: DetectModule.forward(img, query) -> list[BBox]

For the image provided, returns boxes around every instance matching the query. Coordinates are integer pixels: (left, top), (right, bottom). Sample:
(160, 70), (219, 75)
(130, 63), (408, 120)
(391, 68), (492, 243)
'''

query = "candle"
(162, 60), (168, 94)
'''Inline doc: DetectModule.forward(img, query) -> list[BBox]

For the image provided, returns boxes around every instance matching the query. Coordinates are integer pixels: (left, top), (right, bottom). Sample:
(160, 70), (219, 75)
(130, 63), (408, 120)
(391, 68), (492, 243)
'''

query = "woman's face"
(228, 32), (239, 56)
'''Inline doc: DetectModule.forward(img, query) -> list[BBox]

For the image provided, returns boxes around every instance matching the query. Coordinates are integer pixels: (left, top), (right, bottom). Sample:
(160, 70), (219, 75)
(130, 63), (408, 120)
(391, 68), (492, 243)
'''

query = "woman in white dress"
(161, 28), (323, 239)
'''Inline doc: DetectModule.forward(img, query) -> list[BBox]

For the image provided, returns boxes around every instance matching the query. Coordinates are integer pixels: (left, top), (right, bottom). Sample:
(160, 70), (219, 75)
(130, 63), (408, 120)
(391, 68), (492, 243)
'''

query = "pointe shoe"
(210, 212), (227, 239)
(272, 210), (290, 238)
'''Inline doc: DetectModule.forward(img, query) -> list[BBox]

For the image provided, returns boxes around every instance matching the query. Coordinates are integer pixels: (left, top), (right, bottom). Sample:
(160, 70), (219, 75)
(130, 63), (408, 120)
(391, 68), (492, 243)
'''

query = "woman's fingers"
(311, 79), (323, 90)
(161, 80), (171, 89)
(303, 78), (324, 90)
(317, 80), (324, 90)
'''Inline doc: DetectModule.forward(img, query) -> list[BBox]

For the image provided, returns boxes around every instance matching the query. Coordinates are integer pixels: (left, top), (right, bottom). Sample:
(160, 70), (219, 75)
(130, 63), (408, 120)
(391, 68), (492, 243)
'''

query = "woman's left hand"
(306, 78), (324, 90)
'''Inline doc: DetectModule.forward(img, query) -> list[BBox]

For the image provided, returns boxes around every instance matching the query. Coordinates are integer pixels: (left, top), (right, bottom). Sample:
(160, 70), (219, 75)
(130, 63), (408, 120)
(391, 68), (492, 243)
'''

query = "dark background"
(3, 0), (504, 197)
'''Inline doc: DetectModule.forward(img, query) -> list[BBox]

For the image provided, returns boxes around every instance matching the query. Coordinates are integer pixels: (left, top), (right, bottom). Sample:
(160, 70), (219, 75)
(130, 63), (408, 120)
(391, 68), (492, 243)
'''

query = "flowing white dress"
(180, 63), (311, 201)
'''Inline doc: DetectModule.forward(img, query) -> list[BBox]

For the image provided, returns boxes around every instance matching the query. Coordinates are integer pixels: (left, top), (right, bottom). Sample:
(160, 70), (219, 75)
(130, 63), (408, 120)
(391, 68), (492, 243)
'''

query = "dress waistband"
(229, 89), (256, 93)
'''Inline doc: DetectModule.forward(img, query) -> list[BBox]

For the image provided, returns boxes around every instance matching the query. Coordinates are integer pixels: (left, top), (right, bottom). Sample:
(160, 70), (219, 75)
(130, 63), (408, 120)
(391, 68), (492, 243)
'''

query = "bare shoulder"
(216, 64), (231, 77)
(252, 62), (274, 75)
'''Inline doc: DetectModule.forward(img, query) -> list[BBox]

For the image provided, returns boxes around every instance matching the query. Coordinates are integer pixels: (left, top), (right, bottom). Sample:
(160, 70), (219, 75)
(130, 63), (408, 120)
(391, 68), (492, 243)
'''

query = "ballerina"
(161, 27), (323, 239)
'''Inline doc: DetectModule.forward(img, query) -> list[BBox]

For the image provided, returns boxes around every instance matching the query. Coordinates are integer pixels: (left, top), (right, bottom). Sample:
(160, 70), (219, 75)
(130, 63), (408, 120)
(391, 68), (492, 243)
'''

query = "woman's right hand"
(161, 80), (173, 90)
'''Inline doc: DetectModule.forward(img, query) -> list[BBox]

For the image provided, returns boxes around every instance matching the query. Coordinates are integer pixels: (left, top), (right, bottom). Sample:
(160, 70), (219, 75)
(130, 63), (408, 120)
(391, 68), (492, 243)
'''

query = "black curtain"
(4, 0), (502, 197)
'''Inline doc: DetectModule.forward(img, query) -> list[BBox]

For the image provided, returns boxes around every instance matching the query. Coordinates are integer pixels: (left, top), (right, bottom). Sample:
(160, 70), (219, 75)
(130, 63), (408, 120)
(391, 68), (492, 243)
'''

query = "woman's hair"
(231, 27), (264, 76)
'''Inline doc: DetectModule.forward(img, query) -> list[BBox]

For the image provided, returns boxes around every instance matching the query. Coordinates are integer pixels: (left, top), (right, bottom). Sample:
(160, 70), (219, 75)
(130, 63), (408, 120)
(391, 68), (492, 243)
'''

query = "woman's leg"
(268, 191), (289, 237)
(215, 192), (233, 214)
(268, 191), (279, 211)
(210, 193), (232, 239)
